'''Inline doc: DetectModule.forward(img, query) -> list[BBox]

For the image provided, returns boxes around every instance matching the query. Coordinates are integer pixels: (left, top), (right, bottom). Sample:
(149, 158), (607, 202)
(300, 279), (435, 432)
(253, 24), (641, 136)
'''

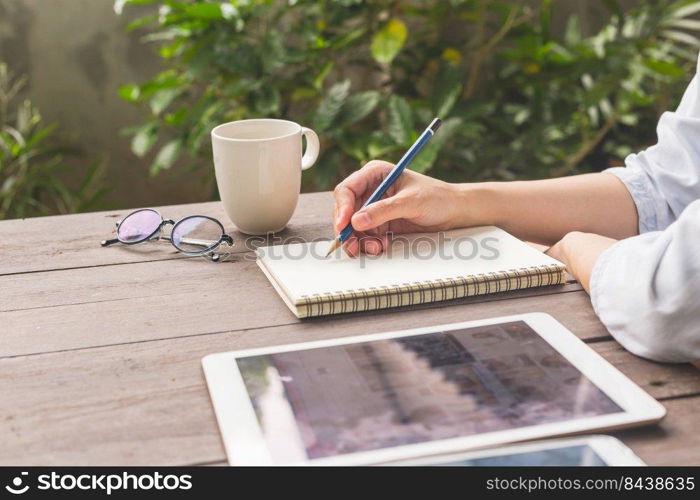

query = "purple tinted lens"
(117, 209), (162, 243)
(172, 217), (222, 254)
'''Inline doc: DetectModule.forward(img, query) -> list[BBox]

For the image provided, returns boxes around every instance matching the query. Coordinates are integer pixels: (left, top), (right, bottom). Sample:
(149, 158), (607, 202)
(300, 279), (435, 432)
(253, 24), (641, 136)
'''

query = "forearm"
(454, 173), (639, 245)
(546, 232), (618, 293)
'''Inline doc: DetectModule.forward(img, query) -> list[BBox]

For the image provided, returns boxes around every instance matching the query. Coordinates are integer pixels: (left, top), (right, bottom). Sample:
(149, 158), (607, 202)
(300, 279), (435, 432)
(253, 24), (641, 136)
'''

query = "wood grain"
(0, 192), (334, 276)
(614, 397), (700, 466)
(1, 326), (697, 465)
(2, 191), (697, 466)
(590, 342), (700, 400)
(0, 252), (581, 314)
(0, 278), (591, 357)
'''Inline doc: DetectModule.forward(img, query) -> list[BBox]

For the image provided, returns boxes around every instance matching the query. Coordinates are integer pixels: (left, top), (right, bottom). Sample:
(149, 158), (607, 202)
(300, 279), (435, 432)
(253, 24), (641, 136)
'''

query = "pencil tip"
(325, 239), (341, 257)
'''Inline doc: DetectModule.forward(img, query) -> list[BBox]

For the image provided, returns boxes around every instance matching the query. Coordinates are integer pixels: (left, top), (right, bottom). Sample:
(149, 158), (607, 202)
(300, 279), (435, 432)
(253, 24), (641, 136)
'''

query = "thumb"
(351, 197), (409, 231)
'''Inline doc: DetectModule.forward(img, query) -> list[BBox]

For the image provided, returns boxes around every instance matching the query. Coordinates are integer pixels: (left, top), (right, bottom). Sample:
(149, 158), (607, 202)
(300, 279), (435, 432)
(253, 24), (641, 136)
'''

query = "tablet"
(202, 313), (666, 465)
(385, 436), (646, 466)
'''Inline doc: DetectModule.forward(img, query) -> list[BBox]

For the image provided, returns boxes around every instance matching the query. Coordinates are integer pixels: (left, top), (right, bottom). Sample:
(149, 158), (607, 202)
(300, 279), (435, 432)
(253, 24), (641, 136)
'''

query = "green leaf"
(672, 2), (700, 19)
(643, 59), (684, 77)
(164, 108), (187, 126)
(114, 0), (127, 15)
(337, 135), (368, 162)
(662, 29), (700, 48)
(312, 80), (351, 131)
(367, 131), (398, 158)
(151, 139), (182, 175)
(131, 123), (157, 157)
(435, 83), (461, 118)
(183, 3), (225, 20)
(387, 95), (413, 145)
(665, 18), (700, 31)
(330, 27), (366, 50)
(313, 61), (333, 90)
(564, 16), (581, 45)
(119, 84), (140, 102)
(149, 88), (180, 115)
(114, 0), (158, 16)
(125, 14), (157, 31)
(261, 30), (286, 73)
(431, 64), (463, 117)
(337, 91), (381, 127)
(291, 87), (318, 102)
(370, 18), (408, 65)
(252, 87), (281, 115)
(409, 117), (461, 173)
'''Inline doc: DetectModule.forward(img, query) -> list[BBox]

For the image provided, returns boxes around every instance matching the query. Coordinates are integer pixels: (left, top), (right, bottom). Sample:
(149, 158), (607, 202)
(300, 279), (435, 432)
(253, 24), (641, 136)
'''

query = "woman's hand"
(546, 231), (618, 293)
(332, 161), (636, 258)
(332, 160), (471, 256)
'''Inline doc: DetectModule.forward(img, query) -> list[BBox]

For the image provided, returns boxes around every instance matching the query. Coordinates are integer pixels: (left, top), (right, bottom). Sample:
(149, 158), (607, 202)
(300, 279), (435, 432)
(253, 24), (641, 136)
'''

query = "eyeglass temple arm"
(155, 235), (233, 247)
(101, 235), (232, 248)
(156, 235), (232, 262)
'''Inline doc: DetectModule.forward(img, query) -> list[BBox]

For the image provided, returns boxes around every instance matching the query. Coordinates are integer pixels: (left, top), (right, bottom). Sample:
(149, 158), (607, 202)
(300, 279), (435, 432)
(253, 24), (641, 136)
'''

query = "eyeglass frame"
(100, 209), (234, 262)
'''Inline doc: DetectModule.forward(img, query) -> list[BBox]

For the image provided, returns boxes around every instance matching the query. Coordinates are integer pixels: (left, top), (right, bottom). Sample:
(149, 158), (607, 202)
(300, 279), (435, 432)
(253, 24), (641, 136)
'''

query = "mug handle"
(301, 127), (320, 171)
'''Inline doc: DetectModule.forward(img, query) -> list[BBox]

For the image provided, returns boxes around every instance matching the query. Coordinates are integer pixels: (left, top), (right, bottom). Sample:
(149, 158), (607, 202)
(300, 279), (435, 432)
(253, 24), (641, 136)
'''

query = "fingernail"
(367, 240), (380, 254)
(353, 211), (371, 229)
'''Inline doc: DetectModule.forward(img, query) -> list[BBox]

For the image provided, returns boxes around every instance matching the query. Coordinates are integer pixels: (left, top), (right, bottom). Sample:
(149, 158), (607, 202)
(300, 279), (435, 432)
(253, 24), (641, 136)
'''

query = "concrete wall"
(0, 0), (209, 210)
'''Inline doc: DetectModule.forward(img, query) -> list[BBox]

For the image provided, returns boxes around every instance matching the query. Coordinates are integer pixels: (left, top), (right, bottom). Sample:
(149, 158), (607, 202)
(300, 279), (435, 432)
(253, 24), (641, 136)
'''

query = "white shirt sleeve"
(606, 66), (700, 232)
(590, 200), (700, 363)
(589, 56), (700, 363)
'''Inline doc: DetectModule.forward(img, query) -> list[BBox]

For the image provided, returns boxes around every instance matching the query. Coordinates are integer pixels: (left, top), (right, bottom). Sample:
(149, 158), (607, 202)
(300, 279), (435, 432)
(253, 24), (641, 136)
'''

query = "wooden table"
(1, 192), (699, 466)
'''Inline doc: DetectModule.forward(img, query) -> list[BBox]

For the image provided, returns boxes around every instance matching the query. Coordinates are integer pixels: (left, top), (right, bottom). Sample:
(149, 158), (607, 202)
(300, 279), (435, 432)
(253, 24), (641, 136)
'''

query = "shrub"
(116, 0), (700, 191)
(0, 62), (106, 219)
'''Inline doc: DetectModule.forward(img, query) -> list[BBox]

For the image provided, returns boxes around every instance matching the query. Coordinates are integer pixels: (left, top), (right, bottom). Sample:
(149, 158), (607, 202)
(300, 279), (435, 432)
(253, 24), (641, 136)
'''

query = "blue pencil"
(325, 117), (442, 256)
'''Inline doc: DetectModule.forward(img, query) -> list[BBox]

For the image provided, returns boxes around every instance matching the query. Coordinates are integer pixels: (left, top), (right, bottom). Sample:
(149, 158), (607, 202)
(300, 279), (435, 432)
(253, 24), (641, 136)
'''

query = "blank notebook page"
(256, 226), (564, 301)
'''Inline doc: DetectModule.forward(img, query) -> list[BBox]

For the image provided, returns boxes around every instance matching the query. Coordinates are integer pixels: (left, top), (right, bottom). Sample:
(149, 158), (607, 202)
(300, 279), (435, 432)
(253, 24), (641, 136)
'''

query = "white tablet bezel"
(384, 435), (646, 466)
(202, 312), (666, 466)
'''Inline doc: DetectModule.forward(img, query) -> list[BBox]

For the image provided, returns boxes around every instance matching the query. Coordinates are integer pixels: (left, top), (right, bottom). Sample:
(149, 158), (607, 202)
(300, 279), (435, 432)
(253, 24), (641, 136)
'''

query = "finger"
(544, 243), (562, 262)
(333, 160), (395, 230)
(333, 184), (356, 231)
(343, 160), (395, 198)
(359, 235), (384, 255)
(343, 236), (360, 258)
(351, 196), (412, 232)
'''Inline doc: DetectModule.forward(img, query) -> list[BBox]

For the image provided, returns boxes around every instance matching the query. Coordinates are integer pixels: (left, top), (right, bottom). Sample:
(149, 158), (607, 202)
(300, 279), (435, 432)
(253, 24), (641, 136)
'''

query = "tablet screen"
(431, 445), (607, 466)
(236, 321), (622, 462)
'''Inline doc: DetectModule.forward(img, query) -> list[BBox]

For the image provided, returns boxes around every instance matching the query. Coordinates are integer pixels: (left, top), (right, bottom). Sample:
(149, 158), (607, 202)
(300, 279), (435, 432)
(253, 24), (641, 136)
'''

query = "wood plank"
(1, 317), (697, 465)
(615, 397), (700, 466)
(589, 342), (700, 400)
(0, 253), (582, 314)
(0, 192), (334, 275)
(1, 272), (590, 357)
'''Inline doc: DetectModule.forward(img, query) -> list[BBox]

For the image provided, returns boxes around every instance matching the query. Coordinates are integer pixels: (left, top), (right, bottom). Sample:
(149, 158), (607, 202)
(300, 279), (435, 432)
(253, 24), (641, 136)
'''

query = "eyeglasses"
(101, 208), (234, 262)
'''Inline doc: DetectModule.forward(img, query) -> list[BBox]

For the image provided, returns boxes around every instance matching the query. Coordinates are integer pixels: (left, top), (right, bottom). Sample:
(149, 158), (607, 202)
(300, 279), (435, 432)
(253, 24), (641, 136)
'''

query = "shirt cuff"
(589, 236), (627, 316)
(604, 166), (659, 233)
(588, 237), (649, 358)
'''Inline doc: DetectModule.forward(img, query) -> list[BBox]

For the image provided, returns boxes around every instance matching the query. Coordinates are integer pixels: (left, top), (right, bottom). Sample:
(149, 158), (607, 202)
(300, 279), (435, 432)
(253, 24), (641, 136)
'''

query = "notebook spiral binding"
(296, 263), (566, 318)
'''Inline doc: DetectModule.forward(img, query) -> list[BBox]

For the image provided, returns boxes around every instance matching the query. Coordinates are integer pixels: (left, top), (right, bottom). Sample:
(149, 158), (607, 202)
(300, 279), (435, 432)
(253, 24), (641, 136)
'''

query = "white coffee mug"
(211, 119), (319, 234)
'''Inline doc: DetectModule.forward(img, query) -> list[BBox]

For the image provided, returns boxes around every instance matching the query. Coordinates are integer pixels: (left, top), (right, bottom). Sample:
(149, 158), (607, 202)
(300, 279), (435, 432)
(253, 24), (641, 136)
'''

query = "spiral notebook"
(256, 226), (566, 318)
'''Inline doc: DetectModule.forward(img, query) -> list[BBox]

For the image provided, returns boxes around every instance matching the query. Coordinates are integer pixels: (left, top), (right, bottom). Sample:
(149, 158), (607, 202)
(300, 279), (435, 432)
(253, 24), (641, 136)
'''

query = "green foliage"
(0, 63), (107, 220)
(371, 18), (408, 65)
(117, 0), (700, 191)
